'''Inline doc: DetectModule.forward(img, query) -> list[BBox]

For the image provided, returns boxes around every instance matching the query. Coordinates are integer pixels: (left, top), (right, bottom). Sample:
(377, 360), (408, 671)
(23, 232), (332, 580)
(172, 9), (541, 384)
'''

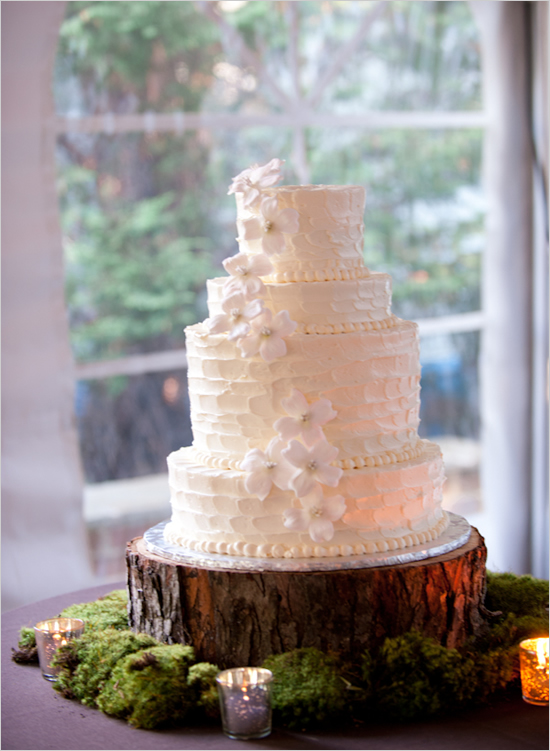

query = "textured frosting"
(186, 320), (422, 468)
(207, 271), (394, 331)
(165, 180), (448, 560)
(236, 185), (366, 277)
(165, 441), (448, 558)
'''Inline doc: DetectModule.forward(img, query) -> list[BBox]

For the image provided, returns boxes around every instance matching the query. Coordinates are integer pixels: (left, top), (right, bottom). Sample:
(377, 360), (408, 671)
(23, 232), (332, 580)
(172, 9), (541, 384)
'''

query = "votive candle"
(34, 618), (85, 682)
(519, 637), (549, 706)
(216, 667), (273, 739)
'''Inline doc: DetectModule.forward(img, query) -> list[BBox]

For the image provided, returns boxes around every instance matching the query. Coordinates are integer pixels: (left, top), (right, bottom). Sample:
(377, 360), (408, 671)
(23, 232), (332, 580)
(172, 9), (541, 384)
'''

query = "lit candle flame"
(535, 638), (549, 670)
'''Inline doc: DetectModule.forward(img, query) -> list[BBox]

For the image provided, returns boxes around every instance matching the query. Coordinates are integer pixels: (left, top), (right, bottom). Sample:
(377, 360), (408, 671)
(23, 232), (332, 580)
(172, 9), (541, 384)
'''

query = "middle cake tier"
(186, 318), (422, 470)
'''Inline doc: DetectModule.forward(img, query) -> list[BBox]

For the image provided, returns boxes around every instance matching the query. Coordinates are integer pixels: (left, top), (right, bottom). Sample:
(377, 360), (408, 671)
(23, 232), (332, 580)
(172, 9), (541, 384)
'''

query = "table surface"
(2, 582), (548, 751)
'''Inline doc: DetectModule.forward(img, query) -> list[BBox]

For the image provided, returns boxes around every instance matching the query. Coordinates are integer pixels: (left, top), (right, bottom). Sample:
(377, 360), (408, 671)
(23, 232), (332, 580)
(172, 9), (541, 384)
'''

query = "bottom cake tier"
(164, 439), (449, 559)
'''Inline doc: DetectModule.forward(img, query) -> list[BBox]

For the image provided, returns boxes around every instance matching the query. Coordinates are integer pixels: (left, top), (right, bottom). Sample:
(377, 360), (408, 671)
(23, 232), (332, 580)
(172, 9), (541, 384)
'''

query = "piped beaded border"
(297, 315), (398, 335)
(266, 265), (370, 284)
(163, 512), (450, 560)
(189, 439), (423, 472)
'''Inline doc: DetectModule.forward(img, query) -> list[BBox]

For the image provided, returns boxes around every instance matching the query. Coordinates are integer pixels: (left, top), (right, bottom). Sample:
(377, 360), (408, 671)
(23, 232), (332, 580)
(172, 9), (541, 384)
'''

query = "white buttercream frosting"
(236, 185), (366, 277)
(165, 441), (448, 558)
(165, 178), (448, 559)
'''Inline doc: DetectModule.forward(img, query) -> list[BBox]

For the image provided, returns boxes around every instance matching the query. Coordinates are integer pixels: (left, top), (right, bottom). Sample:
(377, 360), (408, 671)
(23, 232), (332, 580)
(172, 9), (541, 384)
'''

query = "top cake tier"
(236, 184), (366, 281)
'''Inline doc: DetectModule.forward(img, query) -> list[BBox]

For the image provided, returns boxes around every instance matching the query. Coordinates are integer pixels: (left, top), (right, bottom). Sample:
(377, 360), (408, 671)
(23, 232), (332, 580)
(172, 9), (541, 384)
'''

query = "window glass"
(55, 1), (484, 501)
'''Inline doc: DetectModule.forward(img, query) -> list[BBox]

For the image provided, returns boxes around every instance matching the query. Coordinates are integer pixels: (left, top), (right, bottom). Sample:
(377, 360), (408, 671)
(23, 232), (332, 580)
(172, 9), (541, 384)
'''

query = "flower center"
(309, 506), (322, 518)
(236, 265), (248, 276)
(260, 326), (272, 338)
(230, 308), (241, 321)
(263, 220), (273, 233)
(307, 460), (318, 471)
(264, 461), (276, 470)
(300, 412), (310, 423)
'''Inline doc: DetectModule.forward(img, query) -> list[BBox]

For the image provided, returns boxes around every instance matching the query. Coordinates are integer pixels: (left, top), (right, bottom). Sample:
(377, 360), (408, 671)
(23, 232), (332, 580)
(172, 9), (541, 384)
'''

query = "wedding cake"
(164, 159), (449, 559)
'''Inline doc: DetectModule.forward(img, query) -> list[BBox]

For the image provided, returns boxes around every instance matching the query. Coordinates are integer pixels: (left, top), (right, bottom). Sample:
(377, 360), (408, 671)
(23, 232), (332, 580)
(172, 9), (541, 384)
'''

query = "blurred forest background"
(54, 0), (484, 484)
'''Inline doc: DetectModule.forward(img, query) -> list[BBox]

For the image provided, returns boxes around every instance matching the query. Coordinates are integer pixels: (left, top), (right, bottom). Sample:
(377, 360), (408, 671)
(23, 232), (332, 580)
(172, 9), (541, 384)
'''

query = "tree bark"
(126, 528), (488, 669)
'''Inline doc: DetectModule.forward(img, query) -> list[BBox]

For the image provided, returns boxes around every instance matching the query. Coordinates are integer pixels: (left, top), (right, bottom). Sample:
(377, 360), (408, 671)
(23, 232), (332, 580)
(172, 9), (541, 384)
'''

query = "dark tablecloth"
(2, 582), (548, 750)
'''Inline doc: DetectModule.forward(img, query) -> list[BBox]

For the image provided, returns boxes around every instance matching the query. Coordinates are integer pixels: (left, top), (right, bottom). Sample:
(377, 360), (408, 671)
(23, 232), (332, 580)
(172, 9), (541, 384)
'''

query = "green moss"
(486, 572), (549, 617)
(53, 629), (158, 705)
(96, 644), (198, 729)
(263, 648), (348, 730)
(11, 627), (38, 664)
(188, 662), (221, 718)
(60, 589), (129, 632)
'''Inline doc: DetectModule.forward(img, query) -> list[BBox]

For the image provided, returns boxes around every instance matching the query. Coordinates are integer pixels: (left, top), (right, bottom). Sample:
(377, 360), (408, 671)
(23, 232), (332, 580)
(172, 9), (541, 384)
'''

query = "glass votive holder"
(216, 667), (273, 739)
(34, 618), (85, 682)
(519, 637), (549, 706)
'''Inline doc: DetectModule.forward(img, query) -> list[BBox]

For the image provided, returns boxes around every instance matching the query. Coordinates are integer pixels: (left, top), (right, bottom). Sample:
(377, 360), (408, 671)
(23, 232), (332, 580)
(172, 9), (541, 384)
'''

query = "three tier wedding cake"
(164, 158), (449, 559)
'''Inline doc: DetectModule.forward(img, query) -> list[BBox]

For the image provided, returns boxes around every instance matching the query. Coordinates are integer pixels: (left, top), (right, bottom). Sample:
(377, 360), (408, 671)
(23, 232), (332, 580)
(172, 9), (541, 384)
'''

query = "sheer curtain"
(471, 0), (548, 577)
(1, 1), (94, 611)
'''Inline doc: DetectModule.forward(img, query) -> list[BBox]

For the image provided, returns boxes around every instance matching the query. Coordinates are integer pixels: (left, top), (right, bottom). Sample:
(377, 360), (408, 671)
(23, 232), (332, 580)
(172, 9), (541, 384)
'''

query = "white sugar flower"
(227, 158), (285, 209)
(274, 389), (337, 447)
(283, 486), (346, 543)
(207, 292), (264, 341)
(282, 439), (342, 497)
(237, 308), (297, 362)
(240, 437), (296, 501)
(241, 196), (299, 256)
(222, 252), (273, 297)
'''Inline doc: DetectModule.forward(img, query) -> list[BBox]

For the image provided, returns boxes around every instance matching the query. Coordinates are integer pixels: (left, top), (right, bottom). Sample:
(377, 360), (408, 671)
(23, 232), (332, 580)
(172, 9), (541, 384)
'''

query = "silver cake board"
(143, 512), (471, 573)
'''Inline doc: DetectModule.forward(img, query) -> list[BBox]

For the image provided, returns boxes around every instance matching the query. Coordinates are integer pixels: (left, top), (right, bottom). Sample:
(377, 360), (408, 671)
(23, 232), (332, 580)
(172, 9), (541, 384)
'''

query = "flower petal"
(227, 321), (250, 341)
(280, 389), (309, 417)
(315, 463), (343, 488)
(272, 463), (296, 491)
(282, 439), (309, 468)
(240, 449), (265, 473)
(309, 399), (338, 425)
(311, 440), (339, 465)
(309, 518), (335, 543)
(291, 471), (317, 498)
(260, 196), (279, 221)
(245, 470), (272, 501)
(207, 314), (230, 334)
(241, 217), (262, 242)
(283, 507), (309, 532)
(248, 253), (274, 276)
(222, 252), (249, 275)
(323, 495), (347, 522)
(273, 415), (301, 442)
(238, 333), (261, 358)
(260, 335), (287, 361)
(272, 310), (298, 337)
(301, 423), (326, 447)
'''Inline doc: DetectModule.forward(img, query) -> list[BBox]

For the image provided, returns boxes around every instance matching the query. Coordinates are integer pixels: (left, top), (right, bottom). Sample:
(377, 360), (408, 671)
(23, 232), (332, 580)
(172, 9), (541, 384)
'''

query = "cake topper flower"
(282, 486), (346, 543)
(282, 439), (342, 497)
(228, 158), (284, 210)
(240, 437), (296, 501)
(274, 389), (337, 447)
(206, 291), (264, 341)
(237, 308), (297, 362)
(241, 196), (299, 256)
(222, 252), (273, 297)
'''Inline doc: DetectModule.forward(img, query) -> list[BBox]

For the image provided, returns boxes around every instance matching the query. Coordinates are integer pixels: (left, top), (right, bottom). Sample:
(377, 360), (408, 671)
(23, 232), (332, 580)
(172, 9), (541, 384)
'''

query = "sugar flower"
(283, 486), (346, 544)
(237, 308), (297, 362)
(241, 196), (299, 256)
(207, 292), (264, 341)
(282, 439), (342, 497)
(222, 252), (273, 297)
(228, 158), (285, 209)
(274, 389), (337, 447)
(240, 437), (296, 501)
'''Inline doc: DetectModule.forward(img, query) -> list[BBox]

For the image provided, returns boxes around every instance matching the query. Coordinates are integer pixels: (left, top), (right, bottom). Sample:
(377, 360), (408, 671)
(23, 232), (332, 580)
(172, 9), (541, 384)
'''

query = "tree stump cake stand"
(126, 516), (488, 669)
